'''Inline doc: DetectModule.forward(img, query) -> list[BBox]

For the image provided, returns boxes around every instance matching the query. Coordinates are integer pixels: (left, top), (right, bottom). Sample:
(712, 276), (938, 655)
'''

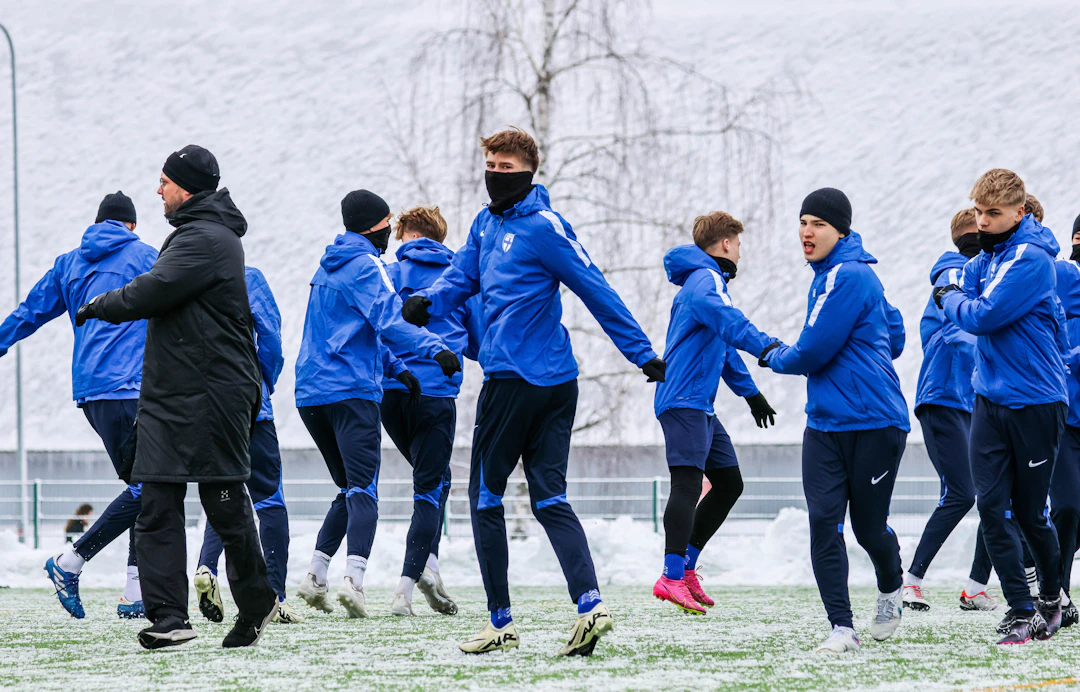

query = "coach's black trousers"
(136, 481), (275, 623)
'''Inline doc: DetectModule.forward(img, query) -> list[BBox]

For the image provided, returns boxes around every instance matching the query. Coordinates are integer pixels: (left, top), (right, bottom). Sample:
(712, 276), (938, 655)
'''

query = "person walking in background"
(0, 191), (156, 620)
(64, 504), (94, 544)
(76, 145), (278, 650)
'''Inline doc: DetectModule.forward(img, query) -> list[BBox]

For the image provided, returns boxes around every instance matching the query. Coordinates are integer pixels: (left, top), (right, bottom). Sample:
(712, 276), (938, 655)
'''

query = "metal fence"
(0, 475), (952, 548)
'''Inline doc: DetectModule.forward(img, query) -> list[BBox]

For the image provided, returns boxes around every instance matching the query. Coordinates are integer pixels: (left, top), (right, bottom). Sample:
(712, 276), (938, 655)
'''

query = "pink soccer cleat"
(653, 576), (706, 614)
(684, 569), (714, 607)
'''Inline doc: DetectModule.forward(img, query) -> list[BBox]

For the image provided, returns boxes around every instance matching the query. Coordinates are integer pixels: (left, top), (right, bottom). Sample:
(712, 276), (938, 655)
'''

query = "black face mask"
(977, 221), (1020, 254)
(955, 233), (981, 259)
(362, 225), (392, 255)
(485, 170), (534, 216)
(1071, 243), (1080, 262)
(712, 256), (738, 281)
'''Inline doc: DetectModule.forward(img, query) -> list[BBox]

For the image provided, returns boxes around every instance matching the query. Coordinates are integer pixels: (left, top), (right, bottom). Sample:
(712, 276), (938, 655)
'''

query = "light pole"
(0, 24), (26, 543)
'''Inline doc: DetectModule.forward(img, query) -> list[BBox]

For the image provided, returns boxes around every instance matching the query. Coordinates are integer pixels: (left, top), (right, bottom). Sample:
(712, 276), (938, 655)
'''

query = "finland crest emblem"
(502, 232), (515, 252)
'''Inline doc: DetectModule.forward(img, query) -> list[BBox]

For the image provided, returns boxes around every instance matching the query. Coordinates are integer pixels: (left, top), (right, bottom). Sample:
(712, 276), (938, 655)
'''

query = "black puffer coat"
(96, 189), (260, 482)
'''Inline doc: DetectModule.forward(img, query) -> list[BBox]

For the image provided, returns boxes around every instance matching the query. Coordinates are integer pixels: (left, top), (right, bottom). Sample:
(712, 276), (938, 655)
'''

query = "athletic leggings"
(664, 466), (744, 556)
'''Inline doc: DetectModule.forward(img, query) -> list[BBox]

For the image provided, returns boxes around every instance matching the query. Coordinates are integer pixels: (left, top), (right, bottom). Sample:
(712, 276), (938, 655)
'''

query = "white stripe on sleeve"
(539, 210), (591, 267)
(368, 255), (397, 293)
(983, 243), (1026, 299)
(707, 269), (733, 306)
(807, 264), (842, 327)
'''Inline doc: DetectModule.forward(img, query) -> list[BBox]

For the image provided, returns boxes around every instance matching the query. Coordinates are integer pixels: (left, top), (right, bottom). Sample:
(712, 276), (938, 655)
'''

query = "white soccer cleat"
(869, 588), (903, 641)
(959, 589), (999, 611)
(273, 598), (305, 624)
(390, 592), (415, 617)
(459, 620), (519, 654)
(560, 602), (614, 657)
(816, 625), (861, 653)
(297, 573), (334, 613)
(417, 566), (458, 615)
(902, 584), (929, 611)
(336, 577), (369, 618)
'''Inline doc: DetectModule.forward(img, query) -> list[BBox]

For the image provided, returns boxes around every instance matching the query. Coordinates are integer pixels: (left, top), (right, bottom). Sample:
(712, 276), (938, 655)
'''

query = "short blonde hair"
(950, 208), (977, 245)
(692, 211), (744, 251)
(395, 206), (448, 243)
(970, 168), (1026, 208)
(1024, 193), (1044, 222)
(480, 127), (540, 172)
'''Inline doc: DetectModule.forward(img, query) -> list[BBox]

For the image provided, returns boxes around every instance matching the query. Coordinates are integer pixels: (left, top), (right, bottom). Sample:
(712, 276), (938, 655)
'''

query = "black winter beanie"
(162, 145), (220, 194)
(1073, 213), (1080, 238)
(341, 190), (390, 233)
(95, 190), (136, 224)
(800, 188), (852, 236)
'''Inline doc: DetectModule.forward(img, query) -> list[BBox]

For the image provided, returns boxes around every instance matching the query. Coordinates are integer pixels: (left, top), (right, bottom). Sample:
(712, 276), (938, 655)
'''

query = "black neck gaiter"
(486, 170), (534, 216)
(977, 221), (1020, 254)
(360, 225), (392, 254)
(955, 233), (981, 259)
(1071, 243), (1080, 262)
(713, 256), (738, 281)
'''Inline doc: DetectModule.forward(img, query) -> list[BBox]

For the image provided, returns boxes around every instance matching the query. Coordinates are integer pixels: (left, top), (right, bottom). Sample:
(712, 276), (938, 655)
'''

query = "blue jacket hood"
(79, 220), (140, 262)
(929, 251), (969, 285)
(321, 232), (377, 273)
(664, 245), (718, 287)
(396, 237), (453, 266)
(811, 231), (876, 274)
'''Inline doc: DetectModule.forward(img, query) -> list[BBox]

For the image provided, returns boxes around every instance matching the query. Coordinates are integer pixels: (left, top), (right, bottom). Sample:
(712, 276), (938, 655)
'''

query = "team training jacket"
(941, 215), (1067, 408)
(417, 184), (657, 386)
(295, 231), (447, 407)
(381, 238), (483, 398)
(914, 252), (976, 413)
(246, 266), (283, 422)
(766, 231), (910, 433)
(0, 220), (157, 401)
(653, 244), (771, 418)
(1055, 259), (1080, 427)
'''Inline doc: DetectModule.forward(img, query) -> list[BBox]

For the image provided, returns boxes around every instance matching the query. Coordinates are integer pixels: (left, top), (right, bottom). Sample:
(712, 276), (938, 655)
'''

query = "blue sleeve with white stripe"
(768, 264), (864, 375)
(721, 345), (759, 398)
(688, 271), (773, 357)
(943, 243), (1052, 335)
(533, 210), (658, 367)
(421, 215), (482, 318)
(936, 266), (976, 356)
(348, 256), (447, 360)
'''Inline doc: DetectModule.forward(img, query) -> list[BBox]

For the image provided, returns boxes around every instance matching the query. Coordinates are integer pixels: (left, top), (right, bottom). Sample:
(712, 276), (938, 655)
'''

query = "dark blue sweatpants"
(910, 405), (993, 583)
(469, 377), (597, 612)
(72, 399), (140, 566)
(199, 420), (290, 600)
(970, 396), (1065, 610)
(300, 399), (381, 559)
(1050, 425), (1080, 597)
(803, 426), (906, 629)
(380, 390), (455, 581)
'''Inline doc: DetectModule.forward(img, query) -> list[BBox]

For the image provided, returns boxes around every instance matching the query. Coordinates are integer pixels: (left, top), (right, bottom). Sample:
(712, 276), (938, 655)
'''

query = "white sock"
(1026, 566), (1039, 596)
(881, 586), (901, 599)
(345, 555), (368, 587)
(966, 579), (987, 596)
(124, 566), (142, 602)
(426, 553), (439, 574)
(57, 546), (86, 574)
(903, 572), (922, 587)
(397, 576), (417, 600)
(1061, 589), (1071, 607)
(309, 550), (331, 585)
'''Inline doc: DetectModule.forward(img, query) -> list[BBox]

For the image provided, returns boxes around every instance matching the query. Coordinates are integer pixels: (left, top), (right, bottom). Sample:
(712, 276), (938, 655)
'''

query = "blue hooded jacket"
(295, 232), (448, 407)
(246, 266), (283, 422)
(941, 215), (1067, 408)
(653, 244), (772, 417)
(914, 252), (977, 412)
(0, 220), (158, 401)
(1055, 259), (1080, 427)
(765, 231), (910, 433)
(418, 185), (657, 386)
(381, 238), (483, 398)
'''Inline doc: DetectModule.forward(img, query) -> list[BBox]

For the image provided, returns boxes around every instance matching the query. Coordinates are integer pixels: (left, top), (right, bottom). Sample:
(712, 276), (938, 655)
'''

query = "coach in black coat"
(77, 145), (277, 650)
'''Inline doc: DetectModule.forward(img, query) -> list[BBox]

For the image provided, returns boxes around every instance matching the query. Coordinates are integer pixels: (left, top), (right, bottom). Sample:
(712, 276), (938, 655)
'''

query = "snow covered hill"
(0, 0), (1077, 450)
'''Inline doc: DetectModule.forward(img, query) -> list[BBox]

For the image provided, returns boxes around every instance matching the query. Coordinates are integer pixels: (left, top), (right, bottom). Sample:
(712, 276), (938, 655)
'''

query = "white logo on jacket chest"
(502, 233), (515, 252)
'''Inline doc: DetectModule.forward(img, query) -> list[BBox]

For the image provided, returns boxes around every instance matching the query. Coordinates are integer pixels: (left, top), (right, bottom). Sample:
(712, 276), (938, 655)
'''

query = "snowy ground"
(3, 585), (1080, 691)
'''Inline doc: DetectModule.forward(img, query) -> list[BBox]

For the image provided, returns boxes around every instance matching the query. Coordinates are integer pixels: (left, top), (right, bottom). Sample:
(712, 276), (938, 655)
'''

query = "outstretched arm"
(0, 264), (66, 357)
(767, 265), (862, 375)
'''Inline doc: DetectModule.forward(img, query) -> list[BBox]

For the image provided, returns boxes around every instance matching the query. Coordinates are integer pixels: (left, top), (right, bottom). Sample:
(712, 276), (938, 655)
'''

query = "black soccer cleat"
(996, 607), (1047, 646)
(138, 616), (198, 650)
(1062, 602), (1079, 628)
(1036, 595), (1062, 640)
(222, 600), (278, 648)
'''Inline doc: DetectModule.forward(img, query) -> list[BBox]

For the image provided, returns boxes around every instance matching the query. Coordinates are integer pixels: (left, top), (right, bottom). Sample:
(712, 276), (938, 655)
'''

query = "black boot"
(996, 606), (1047, 645)
(222, 600), (279, 648)
(1036, 595), (1062, 639)
(138, 616), (197, 650)
(1062, 598), (1079, 628)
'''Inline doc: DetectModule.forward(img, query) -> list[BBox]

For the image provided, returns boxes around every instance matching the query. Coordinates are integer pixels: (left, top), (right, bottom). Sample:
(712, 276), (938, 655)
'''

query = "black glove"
(745, 392), (776, 429)
(758, 341), (779, 368)
(642, 357), (666, 383)
(434, 350), (461, 377)
(75, 298), (101, 327)
(402, 295), (432, 326)
(396, 370), (422, 406)
(934, 284), (961, 309)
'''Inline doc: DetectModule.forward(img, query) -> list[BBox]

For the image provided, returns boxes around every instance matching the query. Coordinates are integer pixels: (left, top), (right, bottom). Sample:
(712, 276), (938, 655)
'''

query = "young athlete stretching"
(761, 188), (909, 653)
(936, 169), (1066, 644)
(652, 212), (777, 614)
(402, 127), (664, 656)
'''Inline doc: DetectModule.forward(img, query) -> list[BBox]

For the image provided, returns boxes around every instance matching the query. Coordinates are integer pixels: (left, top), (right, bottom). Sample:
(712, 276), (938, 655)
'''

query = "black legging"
(664, 466), (744, 556)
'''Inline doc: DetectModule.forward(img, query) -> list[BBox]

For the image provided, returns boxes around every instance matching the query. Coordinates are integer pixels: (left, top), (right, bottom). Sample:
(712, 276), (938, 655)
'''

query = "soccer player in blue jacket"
(294, 190), (460, 619)
(936, 169), (1067, 645)
(652, 212), (777, 615)
(193, 266), (303, 624)
(903, 208), (997, 612)
(379, 206), (482, 617)
(402, 128), (664, 656)
(761, 188), (909, 654)
(0, 192), (156, 619)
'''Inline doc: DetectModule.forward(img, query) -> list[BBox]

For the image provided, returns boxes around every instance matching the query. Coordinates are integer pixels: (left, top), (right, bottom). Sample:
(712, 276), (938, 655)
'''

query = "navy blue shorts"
(658, 408), (738, 470)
